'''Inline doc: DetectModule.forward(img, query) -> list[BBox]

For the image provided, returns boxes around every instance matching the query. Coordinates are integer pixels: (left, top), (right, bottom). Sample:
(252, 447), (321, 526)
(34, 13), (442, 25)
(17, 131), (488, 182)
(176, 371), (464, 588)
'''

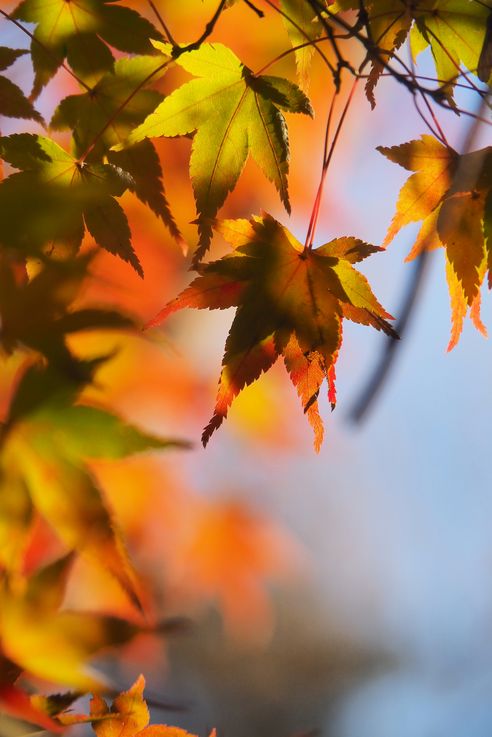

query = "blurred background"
(2, 2), (492, 736)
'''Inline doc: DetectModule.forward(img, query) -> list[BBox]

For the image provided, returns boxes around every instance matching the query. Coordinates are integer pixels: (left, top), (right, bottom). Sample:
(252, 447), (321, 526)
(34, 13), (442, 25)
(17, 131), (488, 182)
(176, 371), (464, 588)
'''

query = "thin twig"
(243, 0), (265, 17)
(304, 89), (338, 250)
(174, 0), (228, 57)
(407, 43), (450, 146)
(79, 0), (229, 161)
(305, 77), (359, 250)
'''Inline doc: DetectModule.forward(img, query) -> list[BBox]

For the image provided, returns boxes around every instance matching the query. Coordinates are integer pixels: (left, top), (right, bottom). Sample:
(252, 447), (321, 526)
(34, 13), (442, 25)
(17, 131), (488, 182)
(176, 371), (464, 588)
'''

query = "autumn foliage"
(0, 0), (490, 734)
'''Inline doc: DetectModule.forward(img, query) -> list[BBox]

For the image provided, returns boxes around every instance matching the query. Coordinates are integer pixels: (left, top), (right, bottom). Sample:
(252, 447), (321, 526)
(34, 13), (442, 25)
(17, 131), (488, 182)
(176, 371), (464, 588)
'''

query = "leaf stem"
(304, 77), (359, 251)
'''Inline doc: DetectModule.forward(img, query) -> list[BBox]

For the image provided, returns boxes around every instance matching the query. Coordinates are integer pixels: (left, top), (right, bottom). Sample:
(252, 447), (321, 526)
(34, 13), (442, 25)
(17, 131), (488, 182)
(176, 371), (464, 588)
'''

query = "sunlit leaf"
(89, 675), (205, 737)
(150, 212), (394, 449)
(0, 134), (141, 273)
(380, 135), (492, 344)
(0, 254), (134, 365)
(50, 55), (169, 161)
(12, 0), (162, 96)
(410, 0), (489, 102)
(121, 42), (313, 262)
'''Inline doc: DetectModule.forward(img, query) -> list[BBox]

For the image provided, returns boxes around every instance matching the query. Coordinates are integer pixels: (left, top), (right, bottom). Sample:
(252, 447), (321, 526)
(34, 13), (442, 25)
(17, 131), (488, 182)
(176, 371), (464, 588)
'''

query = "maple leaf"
(0, 655), (64, 731)
(410, 0), (490, 103)
(378, 135), (458, 248)
(150, 213), (395, 450)
(329, 0), (488, 105)
(0, 134), (142, 274)
(51, 55), (168, 161)
(121, 42), (313, 262)
(379, 135), (492, 346)
(50, 55), (182, 243)
(0, 361), (187, 601)
(0, 47), (43, 123)
(11, 0), (162, 97)
(88, 675), (210, 737)
(0, 555), (139, 689)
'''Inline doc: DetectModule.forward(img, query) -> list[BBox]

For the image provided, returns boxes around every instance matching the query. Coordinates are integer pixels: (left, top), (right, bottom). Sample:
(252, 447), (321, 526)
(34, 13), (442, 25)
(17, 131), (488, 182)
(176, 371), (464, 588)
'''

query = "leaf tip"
(201, 413), (224, 447)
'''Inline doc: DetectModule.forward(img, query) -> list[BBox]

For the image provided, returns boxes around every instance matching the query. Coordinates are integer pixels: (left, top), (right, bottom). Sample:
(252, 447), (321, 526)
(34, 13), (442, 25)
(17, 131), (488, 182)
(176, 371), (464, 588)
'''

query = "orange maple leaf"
(379, 135), (492, 348)
(88, 675), (213, 737)
(150, 212), (395, 450)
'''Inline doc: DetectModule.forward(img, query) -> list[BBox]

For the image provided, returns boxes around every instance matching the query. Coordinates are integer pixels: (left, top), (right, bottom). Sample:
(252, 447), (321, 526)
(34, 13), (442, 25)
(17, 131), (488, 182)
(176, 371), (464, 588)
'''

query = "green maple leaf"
(410, 0), (490, 102)
(150, 212), (395, 450)
(0, 47), (43, 122)
(0, 133), (142, 274)
(11, 0), (162, 97)
(51, 55), (182, 241)
(51, 55), (168, 160)
(329, 1), (489, 104)
(122, 42), (313, 262)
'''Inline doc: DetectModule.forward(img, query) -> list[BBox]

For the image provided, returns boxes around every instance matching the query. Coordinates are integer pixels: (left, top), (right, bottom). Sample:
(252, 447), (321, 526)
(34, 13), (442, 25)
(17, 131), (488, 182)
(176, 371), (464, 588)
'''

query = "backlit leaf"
(0, 134), (141, 272)
(121, 42), (313, 262)
(378, 135), (457, 246)
(411, 1), (489, 99)
(89, 675), (204, 737)
(12, 0), (162, 97)
(0, 47), (43, 122)
(380, 135), (492, 344)
(0, 254), (134, 366)
(327, 0), (413, 106)
(50, 55), (169, 161)
(150, 213), (394, 450)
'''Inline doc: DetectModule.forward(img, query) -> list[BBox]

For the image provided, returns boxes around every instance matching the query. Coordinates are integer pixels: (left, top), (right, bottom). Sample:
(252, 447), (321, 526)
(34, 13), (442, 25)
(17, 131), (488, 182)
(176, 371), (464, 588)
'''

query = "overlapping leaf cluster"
(0, 0), (490, 731)
(379, 135), (492, 348)
(125, 41), (314, 261)
(0, 0), (186, 718)
(328, 0), (492, 105)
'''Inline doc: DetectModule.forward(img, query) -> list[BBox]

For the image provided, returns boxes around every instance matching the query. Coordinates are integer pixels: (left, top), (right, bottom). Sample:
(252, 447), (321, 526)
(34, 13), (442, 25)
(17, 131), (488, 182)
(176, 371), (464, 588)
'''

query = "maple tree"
(0, 0), (490, 734)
